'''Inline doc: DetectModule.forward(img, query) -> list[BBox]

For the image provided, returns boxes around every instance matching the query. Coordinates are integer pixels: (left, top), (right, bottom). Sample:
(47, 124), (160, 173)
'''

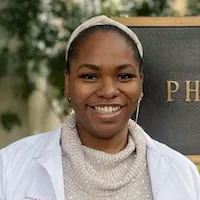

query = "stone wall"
(0, 74), (61, 149)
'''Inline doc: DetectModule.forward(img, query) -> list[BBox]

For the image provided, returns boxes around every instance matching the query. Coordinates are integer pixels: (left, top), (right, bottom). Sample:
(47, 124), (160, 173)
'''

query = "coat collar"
(33, 127), (62, 159)
(130, 122), (159, 153)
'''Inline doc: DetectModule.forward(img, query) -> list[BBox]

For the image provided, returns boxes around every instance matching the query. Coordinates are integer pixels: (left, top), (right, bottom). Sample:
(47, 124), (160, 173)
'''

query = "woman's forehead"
(82, 30), (130, 45)
(76, 31), (134, 57)
(73, 27), (134, 48)
(67, 26), (142, 74)
(70, 32), (139, 72)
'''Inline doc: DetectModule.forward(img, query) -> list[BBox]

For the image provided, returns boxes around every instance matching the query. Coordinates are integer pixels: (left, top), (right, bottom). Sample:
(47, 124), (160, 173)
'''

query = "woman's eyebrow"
(117, 64), (134, 70)
(76, 64), (99, 71)
(76, 64), (134, 72)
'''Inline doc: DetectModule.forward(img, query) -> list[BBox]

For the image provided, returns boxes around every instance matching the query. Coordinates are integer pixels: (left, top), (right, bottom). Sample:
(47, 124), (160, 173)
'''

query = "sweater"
(61, 114), (153, 200)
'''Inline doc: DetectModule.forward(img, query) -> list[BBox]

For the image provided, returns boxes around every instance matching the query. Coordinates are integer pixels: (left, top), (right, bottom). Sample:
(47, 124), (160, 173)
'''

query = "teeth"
(94, 106), (121, 114)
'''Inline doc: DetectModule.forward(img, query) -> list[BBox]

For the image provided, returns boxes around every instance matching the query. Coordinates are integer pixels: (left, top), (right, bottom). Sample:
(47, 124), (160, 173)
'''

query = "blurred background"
(0, 0), (199, 149)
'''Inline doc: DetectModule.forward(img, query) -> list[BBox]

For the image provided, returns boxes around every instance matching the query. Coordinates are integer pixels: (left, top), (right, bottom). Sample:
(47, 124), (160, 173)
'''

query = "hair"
(66, 25), (143, 73)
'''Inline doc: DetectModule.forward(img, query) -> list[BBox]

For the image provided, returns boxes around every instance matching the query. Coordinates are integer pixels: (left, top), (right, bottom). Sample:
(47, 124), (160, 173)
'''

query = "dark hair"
(66, 25), (143, 73)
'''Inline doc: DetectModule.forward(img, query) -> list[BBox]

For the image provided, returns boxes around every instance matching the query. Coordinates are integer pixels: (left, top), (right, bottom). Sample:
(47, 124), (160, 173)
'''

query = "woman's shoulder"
(148, 136), (199, 175)
(134, 122), (198, 173)
(0, 127), (61, 160)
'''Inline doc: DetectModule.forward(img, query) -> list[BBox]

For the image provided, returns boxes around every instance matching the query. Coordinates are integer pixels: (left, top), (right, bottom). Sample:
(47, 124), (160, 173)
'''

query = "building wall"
(171, 0), (187, 15)
(0, 74), (61, 149)
(0, 75), (29, 148)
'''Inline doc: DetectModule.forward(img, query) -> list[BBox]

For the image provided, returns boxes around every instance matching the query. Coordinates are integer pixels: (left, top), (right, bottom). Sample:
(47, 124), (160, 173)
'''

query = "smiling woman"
(64, 29), (143, 151)
(0, 15), (200, 200)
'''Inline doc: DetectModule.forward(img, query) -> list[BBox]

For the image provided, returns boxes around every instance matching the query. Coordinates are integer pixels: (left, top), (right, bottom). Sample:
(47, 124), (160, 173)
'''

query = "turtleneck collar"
(61, 114), (147, 195)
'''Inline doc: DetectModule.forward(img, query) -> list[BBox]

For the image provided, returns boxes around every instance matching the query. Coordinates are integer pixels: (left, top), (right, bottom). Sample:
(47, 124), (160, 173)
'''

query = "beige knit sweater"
(61, 114), (154, 200)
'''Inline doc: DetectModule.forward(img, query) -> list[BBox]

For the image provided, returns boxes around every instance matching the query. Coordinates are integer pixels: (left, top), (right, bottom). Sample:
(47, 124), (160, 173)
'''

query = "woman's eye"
(80, 74), (98, 80)
(118, 74), (134, 80)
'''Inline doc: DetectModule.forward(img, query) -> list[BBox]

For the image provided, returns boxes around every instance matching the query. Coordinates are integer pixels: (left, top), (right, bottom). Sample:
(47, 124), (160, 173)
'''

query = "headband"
(65, 15), (143, 62)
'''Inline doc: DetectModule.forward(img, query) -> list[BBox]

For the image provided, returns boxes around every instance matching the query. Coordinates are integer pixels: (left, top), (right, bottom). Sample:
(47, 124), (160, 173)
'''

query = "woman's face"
(65, 30), (143, 141)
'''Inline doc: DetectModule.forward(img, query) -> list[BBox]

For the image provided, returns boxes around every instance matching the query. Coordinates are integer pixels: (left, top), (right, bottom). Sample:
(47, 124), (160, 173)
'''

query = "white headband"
(65, 15), (143, 62)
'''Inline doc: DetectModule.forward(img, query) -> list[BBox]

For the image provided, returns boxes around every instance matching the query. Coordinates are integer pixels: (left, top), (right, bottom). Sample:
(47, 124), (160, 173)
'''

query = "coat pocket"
(25, 166), (57, 200)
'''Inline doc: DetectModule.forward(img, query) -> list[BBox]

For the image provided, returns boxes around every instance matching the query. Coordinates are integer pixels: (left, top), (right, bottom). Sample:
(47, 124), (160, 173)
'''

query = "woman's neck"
(78, 126), (129, 154)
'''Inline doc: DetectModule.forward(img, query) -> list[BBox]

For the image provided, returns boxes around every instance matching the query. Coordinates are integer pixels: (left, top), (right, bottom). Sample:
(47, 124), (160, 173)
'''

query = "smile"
(90, 105), (123, 114)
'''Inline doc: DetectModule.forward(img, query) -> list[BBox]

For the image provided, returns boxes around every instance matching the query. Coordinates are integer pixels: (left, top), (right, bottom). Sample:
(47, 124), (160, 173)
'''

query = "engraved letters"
(185, 81), (200, 102)
(167, 80), (200, 102)
(167, 81), (179, 102)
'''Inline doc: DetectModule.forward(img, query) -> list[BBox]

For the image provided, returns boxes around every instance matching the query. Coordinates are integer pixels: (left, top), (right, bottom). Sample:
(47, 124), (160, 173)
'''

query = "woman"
(0, 15), (199, 200)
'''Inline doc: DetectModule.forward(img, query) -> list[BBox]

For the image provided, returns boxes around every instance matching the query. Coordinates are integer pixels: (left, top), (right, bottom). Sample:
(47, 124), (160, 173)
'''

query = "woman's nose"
(97, 78), (120, 99)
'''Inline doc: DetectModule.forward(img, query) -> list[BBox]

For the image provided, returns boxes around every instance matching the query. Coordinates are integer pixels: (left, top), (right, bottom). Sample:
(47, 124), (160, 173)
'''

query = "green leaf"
(1, 112), (21, 132)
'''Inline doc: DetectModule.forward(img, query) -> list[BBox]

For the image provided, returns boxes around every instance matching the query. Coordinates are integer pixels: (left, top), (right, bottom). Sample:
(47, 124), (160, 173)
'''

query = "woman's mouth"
(90, 105), (124, 114)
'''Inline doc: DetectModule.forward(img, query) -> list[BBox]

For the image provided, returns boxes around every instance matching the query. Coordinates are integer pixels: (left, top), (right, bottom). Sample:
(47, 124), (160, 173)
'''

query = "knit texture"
(61, 114), (154, 200)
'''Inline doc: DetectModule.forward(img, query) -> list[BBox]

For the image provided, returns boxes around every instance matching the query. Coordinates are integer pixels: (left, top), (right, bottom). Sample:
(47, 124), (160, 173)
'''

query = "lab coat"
(0, 125), (200, 200)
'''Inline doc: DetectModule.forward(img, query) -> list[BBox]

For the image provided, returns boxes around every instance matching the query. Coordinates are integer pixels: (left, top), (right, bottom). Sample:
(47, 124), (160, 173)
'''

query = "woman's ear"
(140, 72), (144, 82)
(64, 70), (69, 97)
(140, 92), (144, 99)
(140, 73), (144, 97)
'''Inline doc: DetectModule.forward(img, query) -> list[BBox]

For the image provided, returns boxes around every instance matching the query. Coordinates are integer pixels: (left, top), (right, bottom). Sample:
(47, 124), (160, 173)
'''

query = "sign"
(115, 17), (200, 163)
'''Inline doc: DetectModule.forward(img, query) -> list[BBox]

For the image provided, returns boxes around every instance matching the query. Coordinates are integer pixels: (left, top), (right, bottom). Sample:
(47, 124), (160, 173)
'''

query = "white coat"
(0, 125), (200, 200)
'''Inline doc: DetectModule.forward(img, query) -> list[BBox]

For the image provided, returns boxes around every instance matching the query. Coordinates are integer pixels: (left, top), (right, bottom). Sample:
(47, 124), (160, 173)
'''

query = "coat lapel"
(144, 132), (171, 200)
(25, 162), (57, 200)
(33, 127), (65, 200)
(147, 150), (171, 200)
(35, 148), (64, 200)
